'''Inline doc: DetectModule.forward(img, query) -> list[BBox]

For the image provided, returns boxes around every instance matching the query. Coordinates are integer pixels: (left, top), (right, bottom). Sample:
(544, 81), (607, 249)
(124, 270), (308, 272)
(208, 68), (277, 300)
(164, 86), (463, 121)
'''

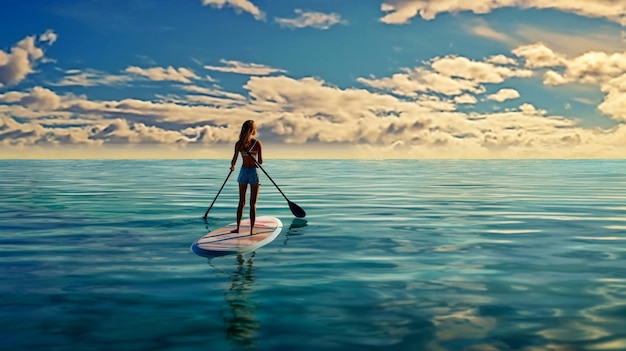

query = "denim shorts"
(237, 166), (260, 185)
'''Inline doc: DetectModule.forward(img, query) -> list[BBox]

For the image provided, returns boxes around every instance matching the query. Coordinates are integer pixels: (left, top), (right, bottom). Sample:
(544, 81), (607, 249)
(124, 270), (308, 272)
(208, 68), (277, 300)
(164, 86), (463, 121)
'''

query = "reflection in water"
(283, 218), (308, 246)
(222, 253), (259, 349)
(289, 218), (308, 230)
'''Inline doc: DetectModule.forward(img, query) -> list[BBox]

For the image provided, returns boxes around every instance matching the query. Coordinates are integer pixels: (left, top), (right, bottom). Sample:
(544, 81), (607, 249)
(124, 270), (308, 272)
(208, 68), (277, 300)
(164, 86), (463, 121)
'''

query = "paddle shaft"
(245, 149), (289, 201)
(203, 170), (233, 219)
(244, 146), (305, 217)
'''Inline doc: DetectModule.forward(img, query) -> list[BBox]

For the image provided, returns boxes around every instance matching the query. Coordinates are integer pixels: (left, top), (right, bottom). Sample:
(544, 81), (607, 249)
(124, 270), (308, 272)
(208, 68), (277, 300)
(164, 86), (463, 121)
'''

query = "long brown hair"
(237, 120), (256, 149)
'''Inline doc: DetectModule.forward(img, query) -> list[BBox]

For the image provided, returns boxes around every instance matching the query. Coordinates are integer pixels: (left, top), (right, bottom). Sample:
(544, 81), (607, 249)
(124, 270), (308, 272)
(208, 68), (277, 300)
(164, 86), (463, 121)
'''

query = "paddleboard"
(191, 216), (283, 257)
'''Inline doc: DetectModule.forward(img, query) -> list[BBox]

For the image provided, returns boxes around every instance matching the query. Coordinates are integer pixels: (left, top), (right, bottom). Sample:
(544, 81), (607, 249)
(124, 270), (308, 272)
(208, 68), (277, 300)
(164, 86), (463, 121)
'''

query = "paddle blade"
(288, 200), (306, 218)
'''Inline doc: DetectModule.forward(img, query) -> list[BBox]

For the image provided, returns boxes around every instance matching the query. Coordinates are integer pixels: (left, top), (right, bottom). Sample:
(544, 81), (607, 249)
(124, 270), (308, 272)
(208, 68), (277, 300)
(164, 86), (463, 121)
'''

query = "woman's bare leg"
(234, 183), (247, 233)
(249, 184), (260, 235)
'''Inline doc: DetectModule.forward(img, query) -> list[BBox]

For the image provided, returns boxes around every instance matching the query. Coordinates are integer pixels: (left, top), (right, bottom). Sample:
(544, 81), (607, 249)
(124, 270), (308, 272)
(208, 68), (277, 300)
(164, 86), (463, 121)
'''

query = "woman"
(230, 120), (263, 235)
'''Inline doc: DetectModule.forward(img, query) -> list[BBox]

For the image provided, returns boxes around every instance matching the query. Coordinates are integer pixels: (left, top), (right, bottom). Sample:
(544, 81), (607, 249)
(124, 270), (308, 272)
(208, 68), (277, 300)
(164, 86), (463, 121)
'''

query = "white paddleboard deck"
(191, 216), (283, 257)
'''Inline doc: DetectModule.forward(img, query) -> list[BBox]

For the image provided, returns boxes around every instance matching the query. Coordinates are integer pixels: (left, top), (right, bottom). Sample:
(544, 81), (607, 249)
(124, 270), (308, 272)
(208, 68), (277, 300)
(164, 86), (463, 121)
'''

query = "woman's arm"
(256, 140), (263, 165)
(230, 142), (239, 171)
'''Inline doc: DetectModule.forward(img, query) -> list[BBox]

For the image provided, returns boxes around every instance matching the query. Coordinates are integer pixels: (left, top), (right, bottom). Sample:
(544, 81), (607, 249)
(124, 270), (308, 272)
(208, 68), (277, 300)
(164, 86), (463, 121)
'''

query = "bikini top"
(240, 139), (258, 160)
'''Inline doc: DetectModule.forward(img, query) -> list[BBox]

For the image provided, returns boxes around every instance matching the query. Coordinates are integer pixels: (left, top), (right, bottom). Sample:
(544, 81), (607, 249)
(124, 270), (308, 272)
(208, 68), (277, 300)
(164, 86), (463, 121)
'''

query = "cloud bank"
(379, 0), (626, 25)
(204, 60), (287, 76)
(275, 9), (347, 30)
(202, 0), (265, 20)
(1, 20), (625, 158)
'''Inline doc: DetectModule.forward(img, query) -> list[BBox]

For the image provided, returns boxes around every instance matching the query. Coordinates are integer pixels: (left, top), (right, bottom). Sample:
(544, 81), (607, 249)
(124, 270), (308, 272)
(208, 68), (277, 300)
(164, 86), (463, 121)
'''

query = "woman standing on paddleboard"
(230, 120), (263, 235)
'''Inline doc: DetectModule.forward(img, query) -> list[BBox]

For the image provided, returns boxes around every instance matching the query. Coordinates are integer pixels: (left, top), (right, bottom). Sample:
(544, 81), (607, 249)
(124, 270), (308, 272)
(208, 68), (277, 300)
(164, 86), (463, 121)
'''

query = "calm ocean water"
(1, 159), (626, 351)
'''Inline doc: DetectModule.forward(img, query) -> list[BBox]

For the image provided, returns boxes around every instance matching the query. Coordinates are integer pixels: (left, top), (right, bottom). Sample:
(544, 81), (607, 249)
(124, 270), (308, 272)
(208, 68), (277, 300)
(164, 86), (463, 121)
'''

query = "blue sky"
(1, 0), (626, 158)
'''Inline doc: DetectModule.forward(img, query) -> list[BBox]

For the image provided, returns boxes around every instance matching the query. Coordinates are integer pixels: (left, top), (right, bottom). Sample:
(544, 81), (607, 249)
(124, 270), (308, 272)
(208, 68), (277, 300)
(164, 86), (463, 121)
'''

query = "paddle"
(245, 146), (306, 218)
(203, 170), (233, 219)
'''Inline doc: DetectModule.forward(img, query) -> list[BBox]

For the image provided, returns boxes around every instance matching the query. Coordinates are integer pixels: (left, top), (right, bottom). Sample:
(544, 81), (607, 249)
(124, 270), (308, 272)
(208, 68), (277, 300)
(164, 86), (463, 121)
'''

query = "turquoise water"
(1, 159), (626, 350)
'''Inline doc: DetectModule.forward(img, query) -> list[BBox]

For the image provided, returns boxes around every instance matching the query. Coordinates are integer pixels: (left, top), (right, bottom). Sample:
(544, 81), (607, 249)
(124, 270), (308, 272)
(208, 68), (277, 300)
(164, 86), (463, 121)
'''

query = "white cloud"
(89, 118), (194, 144)
(19, 86), (62, 110)
(454, 94), (478, 104)
(55, 66), (202, 87)
(431, 56), (533, 83)
(204, 59), (287, 76)
(275, 9), (347, 30)
(53, 69), (132, 87)
(512, 43), (568, 68)
(550, 51), (626, 84)
(241, 76), (573, 153)
(358, 67), (484, 97)
(0, 113), (98, 146)
(599, 73), (626, 122)
(125, 66), (200, 83)
(358, 55), (532, 97)
(0, 34), (48, 86)
(39, 30), (58, 45)
(486, 55), (518, 66)
(487, 88), (521, 102)
(379, 0), (626, 26)
(0, 113), (207, 146)
(246, 75), (396, 121)
(202, 0), (265, 20)
(513, 43), (626, 122)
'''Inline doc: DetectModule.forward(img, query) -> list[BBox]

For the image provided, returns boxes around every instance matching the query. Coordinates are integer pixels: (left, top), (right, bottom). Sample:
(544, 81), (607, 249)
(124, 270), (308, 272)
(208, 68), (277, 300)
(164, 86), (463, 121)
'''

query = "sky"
(1, 0), (626, 159)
